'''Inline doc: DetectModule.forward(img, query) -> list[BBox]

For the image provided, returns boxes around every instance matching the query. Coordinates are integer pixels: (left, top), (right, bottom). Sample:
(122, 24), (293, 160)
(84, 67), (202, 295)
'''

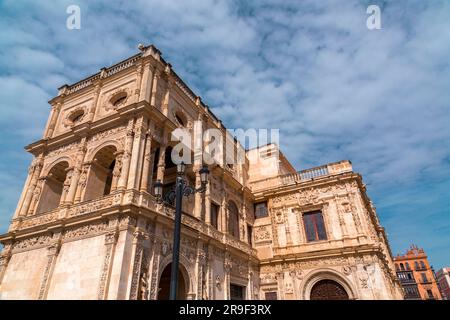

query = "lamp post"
(153, 162), (209, 300)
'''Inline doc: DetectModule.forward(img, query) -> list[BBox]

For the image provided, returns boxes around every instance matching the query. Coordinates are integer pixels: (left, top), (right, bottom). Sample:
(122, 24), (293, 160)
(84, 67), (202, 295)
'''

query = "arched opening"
(228, 200), (240, 238)
(157, 263), (187, 300)
(310, 279), (349, 300)
(84, 145), (118, 201)
(36, 161), (69, 214)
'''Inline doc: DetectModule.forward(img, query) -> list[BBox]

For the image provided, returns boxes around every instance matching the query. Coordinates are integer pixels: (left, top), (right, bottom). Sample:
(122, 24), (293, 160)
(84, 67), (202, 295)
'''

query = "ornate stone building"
(0, 44), (403, 300)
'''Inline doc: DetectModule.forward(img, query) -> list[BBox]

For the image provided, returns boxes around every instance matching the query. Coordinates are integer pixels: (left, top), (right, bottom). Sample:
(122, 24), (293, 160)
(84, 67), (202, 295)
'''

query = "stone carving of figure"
(139, 271), (148, 300)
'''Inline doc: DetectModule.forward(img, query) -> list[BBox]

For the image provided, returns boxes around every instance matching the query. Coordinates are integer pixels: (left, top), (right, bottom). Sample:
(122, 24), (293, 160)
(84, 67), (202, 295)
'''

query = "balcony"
(250, 160), (353, 191)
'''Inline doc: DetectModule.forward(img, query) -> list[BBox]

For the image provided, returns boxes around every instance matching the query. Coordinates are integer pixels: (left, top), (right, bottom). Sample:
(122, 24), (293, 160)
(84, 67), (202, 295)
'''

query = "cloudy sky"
(0, 0), (449, 268)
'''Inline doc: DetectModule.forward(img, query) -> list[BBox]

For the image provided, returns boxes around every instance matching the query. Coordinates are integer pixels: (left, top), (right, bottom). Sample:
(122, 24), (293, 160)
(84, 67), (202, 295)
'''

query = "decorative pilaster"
(110, 153), (123, 192)
(139, 63), (154, 102)
(98, 230), (119, 300)
(66, 139), (87, 204)
(194, 168), (203, 219)
(0, 249), (11, 286)
(205, 179), (211, 224)
(19, 156), (44, 216)
(117, 119), (134, 189)
(27, 177), (45, 215)
(162, 66), (172, 116)
(129, 230), (150, 300)
(135, 63), (144, 99)
(149, 240), (161, 300)
(224, 253), (232, 300)
(38, 241), (61, 300)
(150, 69), (160, 108)
(88, 83), (102, 122)
(45, 102), (62, 138)
(74, 163), (89, 203)
(127, 117), (147, 190)
(140, 132), (153, 192)
(156, 145), (166, 183)
(60, 168), (73, 204)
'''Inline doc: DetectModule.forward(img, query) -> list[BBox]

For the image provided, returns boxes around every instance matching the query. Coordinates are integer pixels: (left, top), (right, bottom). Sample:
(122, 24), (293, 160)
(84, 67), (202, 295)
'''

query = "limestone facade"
(0, 45), (403, 300)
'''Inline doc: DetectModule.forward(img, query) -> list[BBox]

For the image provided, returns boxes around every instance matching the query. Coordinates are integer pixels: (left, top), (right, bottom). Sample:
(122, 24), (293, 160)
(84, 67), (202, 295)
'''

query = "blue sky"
(0, 0), (449, 269)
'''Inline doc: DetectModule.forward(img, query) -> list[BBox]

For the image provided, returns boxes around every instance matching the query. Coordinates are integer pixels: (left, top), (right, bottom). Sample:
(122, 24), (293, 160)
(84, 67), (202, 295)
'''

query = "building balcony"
(249, 160), (353, 192)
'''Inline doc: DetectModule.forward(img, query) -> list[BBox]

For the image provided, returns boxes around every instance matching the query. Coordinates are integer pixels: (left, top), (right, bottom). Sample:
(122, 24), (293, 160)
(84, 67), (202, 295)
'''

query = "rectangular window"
(303, 211), (327, 242)
(247, 225), (253, 245)
(265, 291), (277, 300)
(254, 202), (268, 218)
(230, 284), (245, 300)
(211, 203), (220, 229)
(427, 289), (434, 299)
(421, 273), (428, 283)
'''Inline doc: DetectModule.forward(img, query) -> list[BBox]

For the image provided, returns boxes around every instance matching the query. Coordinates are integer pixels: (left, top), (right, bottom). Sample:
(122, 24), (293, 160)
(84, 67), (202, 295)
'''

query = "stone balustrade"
(249, 160), (353, 191)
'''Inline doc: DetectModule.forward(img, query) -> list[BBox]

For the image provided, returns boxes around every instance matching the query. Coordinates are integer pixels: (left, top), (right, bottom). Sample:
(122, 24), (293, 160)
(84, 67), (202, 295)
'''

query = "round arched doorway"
(157, 263), (187, 300)
(310, 279), (349, 300)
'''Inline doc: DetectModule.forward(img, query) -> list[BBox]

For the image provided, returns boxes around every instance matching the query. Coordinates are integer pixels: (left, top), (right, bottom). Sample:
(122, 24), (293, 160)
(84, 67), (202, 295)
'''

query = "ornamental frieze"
(260, 256), (349, 274)
(62, 221), (109, 240)
(254, 226), (272, 242)
(12, 234), (53, 251)
(67, 193), (121, 218)
(20, 209), (59, 229)
(46, 141), (79, 158)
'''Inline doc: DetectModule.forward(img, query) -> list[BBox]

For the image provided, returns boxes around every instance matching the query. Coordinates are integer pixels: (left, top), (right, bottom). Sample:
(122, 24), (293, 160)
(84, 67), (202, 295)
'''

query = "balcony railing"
(250, 160), (353, 191)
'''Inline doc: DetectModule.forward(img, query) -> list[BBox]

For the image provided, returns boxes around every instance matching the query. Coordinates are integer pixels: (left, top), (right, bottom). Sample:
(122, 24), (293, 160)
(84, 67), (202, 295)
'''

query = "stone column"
(27, 177), (45, 215)
(156, 145), (166, 183)
(60, 168), (73, 205)
(74, 163), (89, 203)
(150, 69), (160, 109)
(117, 119), (135, 189)
(335, 196), (348, 237)
(135, 63), (144, 100)
(148, 239), (161, 300)
(140, 132), (153, 193)
(13, 160), (39, 218)
(88, 82), (102, 122)
(224, 254), (231, 300)
(205, 180), (211, 224)
(0, 249), (11, 285)
(221, 183), (227, 233)
(19, 156), (44, 216)
(194, 168), (203, 219)
(38, 241), (61, 300)
(98, 230), (119, 300)
(44, 102), (62, 139)
(162, 69), (172, 117)
(140, 63), (154, 102)
(128, 230), (149, 300)
(66, 140), (87, 204)
(127, 117), (147, 190)
(110, 153), (123, 192)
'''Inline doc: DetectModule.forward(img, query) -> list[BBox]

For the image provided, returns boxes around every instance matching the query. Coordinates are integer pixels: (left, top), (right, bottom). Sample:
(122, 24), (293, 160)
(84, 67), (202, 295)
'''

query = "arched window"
(228, 201), (240, 239)
(415, 261), (420, 270)
(400, 263), (405, 271)
(36, 161), (70, 214)
(420, 261), (426, 270)
(84, 145), (118, 201)
(405, 262), (411, 270)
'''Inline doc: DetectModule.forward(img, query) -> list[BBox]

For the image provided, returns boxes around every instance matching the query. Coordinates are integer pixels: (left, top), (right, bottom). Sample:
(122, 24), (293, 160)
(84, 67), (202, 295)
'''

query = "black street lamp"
(153, 162), (209, 300)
